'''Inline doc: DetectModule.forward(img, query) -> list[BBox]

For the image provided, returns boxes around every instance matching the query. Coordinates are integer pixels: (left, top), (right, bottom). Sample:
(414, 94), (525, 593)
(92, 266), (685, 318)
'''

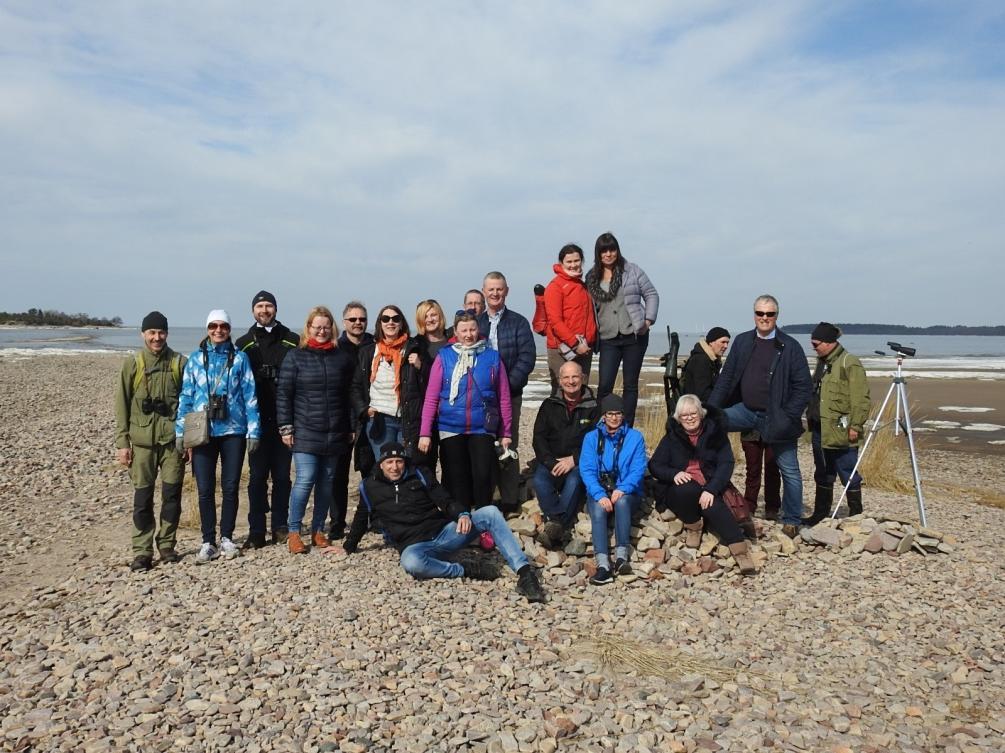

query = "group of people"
(115, 237), (872, 599)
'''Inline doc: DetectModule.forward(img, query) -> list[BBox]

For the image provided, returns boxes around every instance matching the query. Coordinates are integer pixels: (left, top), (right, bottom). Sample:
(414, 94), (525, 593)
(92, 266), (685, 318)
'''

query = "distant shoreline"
(785, 323), (1005, 336)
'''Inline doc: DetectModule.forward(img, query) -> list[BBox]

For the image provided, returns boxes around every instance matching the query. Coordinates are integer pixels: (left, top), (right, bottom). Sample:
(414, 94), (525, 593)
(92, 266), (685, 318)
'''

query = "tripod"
(831, 342), (928, 527)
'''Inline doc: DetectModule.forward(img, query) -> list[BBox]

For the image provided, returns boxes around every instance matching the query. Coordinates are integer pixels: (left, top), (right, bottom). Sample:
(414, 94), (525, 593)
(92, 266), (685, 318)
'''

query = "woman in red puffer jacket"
(543, 243), (598, 391)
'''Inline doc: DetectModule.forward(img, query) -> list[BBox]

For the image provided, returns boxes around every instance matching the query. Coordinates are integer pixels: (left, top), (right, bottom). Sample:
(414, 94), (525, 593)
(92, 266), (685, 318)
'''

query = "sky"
(1, 1), (1003, 331)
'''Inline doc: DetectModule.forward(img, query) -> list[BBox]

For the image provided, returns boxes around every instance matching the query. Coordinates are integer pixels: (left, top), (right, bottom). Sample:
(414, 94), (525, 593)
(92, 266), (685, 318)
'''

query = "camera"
(599, 471), (617, 495)
(209, 394), (229, 421)
(141, 397), (171, 417)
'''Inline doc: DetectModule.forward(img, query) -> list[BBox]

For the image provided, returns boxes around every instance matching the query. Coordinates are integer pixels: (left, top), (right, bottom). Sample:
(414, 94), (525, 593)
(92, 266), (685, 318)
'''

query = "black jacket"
(707, 328), (812, 442)
(345, 465), (467, 553)
(350, 338), (429, 449)
(648, 407), (734, 497)
(235, 322), (299, 429)
(680, 342), (721, 403)
(531, 386), (601, 470)
(275, 346), (356, 455)
(337, 331), (374, 360)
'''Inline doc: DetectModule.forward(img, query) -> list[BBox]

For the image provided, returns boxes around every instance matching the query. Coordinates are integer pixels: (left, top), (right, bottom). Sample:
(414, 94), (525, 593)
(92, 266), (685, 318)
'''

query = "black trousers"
(330, 446), (353, 533)
(661, 481), (744, 545)
(247, 429), (292, 535)
(439, 434), (496, 509)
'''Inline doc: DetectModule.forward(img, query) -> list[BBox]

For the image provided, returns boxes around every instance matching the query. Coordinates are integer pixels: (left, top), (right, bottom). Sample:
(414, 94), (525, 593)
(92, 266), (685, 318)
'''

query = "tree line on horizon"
(785, 323), (1005, 336)
(0, 308), (123, 328)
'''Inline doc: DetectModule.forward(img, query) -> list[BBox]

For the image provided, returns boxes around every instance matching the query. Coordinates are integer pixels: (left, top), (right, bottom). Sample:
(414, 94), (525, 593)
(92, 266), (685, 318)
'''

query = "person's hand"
(574, 342), (590, 356)
(551, 457), (574, 476)
(367, 408), (376, 418)
(184, 448), (192, 464)
(323, 543), (346, 556)
(176, 438), (185, 454)
(611, 488), (624, 504)
(848, 428), (860, 442)
(699, 491), (714, 509)
(247, 438), (260, 455)
(117, 448), (132, 467)
(598, 496), (613, 513)
(673, 471), (692, 485)
(500, 437), (512, 450)
(418, 436), (431, 453)
(456, 515), (472, 534)
(407, 352), (421, 368)
(282, 434), (294, 449)
(639, 320), (653, 335)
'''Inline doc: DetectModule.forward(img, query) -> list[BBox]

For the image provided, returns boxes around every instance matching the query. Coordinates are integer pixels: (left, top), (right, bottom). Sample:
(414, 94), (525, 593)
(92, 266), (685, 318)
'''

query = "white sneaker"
(220, 538), (240, 560)
(195, 542), (219, 564)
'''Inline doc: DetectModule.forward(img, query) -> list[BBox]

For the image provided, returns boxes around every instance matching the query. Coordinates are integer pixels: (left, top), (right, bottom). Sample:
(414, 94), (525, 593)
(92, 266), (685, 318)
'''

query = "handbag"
(182, 409), (210, 448)
(469, 369), (502, 435)
(721, 482), (757, 538)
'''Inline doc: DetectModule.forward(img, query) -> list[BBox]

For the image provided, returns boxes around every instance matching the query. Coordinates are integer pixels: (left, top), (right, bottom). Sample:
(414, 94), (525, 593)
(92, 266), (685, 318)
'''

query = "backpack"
(133, 352), (183, 395)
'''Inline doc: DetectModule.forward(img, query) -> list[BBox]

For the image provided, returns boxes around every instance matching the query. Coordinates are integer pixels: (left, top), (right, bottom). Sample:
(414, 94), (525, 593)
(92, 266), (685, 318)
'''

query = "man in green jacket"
(803, 322), (872, 524)
(114, 311), (187, 571)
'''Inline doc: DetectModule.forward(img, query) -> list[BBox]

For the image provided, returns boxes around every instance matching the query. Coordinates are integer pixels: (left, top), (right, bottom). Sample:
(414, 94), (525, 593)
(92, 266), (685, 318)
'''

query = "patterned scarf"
(370, 334), (408, 400)
(585, 264), (623, 302)
(448, 340), (488, 404)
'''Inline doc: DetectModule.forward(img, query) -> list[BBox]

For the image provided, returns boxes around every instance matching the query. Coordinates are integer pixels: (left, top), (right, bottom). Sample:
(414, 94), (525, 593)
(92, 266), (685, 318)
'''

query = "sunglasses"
(344, 317), (367, 323)
(207, 323), (230, 330)
(754, 310), (778, 318)
(380, 314), (403, 323)
(455, 308), (478, 317)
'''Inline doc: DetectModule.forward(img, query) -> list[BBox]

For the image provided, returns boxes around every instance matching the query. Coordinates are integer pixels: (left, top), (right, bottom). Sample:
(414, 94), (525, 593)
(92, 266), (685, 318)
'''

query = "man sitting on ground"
(332, 443), (546, 603)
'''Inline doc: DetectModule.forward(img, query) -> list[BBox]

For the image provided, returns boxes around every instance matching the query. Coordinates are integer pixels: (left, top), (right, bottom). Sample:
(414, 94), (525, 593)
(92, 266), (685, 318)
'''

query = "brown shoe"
(311, 531), (330, 548)
(781, 524), (800, 539)
(288, 532), (307, 554)
(728, 542), (757, 576)
(683, 520), (703, 549)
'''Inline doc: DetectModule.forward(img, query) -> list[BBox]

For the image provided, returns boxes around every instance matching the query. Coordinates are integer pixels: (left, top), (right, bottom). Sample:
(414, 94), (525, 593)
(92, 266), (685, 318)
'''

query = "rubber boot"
(847, 488), (863, 516)
(729, 542), (757, 576)
(683, 520), (703, 549)
(802, 484), (833, 526)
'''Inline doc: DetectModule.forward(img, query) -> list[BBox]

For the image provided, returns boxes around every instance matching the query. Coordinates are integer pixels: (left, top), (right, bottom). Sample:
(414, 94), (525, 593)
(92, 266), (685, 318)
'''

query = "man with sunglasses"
(708, 294), (812, 537)
(235, 290), (299, 548)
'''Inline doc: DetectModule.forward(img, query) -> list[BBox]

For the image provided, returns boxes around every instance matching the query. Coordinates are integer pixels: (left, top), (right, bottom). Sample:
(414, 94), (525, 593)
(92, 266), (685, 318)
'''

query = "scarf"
(585, 264), (623, 302)
(448, 340), (488, 404)
(307, 338), (335, 350)
(370, 334), (408, 399)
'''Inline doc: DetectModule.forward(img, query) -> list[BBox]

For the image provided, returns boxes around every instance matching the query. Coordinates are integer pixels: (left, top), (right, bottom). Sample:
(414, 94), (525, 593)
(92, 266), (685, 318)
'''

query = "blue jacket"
(477, 307), (536, 395)
(707, 327), (812, 442)
(176, 339), (260, 439)
(426, 346), (505, 436)
(579, 421), (648, 502)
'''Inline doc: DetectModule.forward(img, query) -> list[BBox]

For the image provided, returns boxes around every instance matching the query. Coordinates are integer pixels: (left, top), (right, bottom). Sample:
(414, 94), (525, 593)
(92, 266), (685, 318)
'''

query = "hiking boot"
(195, 542), (219, 564)
(479, 531), (495, 551)
(220, 538), (240, 560)
(516, 567), (547, 603)
(158, 548), (181, 564)
(781, 524), (800, 539)
(328, 524), (346, 541)
(272, 527), (289, 546)
(130, 555), (153, 572)
(589, 567), (614, 586)
(242, 533), (267, 550)
(683, 520), (703, 549)
(614, 558), (633, 576)
(288, 532), (307, 554)
(311, 531), (330, 548)
(729, 541), (757, 576)
(462, 558), (500, 581)
(764, 507), (779, 521)
(847, 488), (863, 516)
(802, 484), (832, 526)
(540, 520), (564, 550)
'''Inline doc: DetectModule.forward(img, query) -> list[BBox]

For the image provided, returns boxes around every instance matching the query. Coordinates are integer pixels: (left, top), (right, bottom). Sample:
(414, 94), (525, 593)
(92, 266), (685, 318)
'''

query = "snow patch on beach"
(961, 423), (1005, 432)
(988, 440), (1005, 445)
(938, 406), (994, 413)
(0, 347), (122, 359)
(922, 420), (962, 429)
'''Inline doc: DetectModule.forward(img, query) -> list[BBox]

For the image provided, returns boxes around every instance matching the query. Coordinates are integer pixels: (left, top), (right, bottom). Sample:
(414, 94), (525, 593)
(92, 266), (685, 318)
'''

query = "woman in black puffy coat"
(276, 306), (356, 554)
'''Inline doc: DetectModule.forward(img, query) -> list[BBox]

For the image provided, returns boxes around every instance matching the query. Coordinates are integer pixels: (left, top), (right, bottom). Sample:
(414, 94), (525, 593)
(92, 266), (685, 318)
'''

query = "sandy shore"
(0, 353), (1003, 752)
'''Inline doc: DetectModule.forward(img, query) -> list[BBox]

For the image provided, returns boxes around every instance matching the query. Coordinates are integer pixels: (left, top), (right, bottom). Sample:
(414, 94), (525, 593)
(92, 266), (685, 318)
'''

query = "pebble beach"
(1, 353), (1003, 752)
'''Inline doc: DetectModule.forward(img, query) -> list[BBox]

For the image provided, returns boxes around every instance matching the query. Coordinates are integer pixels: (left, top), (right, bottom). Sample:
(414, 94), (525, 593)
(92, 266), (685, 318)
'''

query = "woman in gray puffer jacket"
(585, 232), (660, 426)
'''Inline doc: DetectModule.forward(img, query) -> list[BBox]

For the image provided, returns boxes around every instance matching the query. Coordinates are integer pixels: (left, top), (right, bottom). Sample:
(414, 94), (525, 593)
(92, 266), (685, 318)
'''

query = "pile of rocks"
(799, 514), (955, 556)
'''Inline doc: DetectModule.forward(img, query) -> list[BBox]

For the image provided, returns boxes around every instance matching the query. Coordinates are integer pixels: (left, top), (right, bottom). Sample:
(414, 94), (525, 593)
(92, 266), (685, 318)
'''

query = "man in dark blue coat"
(478, 271), (537, 512)
(707, 294), (812, 537)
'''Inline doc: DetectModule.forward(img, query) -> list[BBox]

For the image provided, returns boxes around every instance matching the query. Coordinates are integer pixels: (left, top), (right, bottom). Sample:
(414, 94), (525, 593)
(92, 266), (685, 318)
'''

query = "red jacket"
(543, 264), (597, 350)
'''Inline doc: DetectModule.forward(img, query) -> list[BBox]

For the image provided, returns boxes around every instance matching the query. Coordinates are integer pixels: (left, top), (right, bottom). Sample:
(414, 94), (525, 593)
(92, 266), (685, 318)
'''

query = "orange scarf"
(370, 334), (408, 400)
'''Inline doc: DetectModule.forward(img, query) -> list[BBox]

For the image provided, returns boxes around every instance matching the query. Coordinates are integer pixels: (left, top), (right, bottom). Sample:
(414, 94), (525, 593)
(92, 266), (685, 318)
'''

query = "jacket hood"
(697, 339), (719, 361)
(199, 337), (234, 354)
(546, 384), (598, 406)
(593, 419), (629, 442)
(552, 263), (584, 283)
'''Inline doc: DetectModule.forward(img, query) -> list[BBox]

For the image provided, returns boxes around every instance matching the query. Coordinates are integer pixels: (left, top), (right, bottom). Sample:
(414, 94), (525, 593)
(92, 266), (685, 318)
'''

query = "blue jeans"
(533, 464), (584, 527)
(723, 404), (803, 525)
(587, 492), (640, 569)
(398, 506), (529, 579)
(367, 413), (403, 460)
(288, 452), (336, 534)
(247, 429), (292, 535)
(192, 435), (246, 544)
(597, 331), (649, 426)
(812, 429), (861, 491)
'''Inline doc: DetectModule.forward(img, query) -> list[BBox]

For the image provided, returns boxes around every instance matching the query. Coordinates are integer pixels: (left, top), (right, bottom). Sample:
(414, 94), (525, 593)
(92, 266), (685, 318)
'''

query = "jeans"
(367, 413), (403, 460)
(247, 429), (292, 535)
(660, 481), (744, 545)
(597, 331), (649, 426)
(329, 447), (353, 534)
(812, 429), (862, 491)
(533, 464), (584, 527)
(288, 452), (336, 534)
(587, 492), (640, 569)
(398, 506), (529, 579)
(723, 404), (803, 525)
(192, 435), (246, 544)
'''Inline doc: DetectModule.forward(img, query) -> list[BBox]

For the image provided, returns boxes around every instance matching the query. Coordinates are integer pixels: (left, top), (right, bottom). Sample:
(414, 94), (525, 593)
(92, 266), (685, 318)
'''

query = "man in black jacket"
(680, 327), (730, 402)
(235, 290), (299, 547)
(334, 443), (546, 603)
(707, 295), (812, 537)
(531, 362), (600, 548)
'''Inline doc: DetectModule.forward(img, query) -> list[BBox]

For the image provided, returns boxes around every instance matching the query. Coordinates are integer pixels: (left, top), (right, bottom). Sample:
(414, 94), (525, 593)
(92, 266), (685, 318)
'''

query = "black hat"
(600, 394), (624, 414)
(379, 442), (407, 463)
(141, 311), (168, 332)
(811, 322), (840, 343)
(252, 290), (277, 308)
(705, 326), (730, 343)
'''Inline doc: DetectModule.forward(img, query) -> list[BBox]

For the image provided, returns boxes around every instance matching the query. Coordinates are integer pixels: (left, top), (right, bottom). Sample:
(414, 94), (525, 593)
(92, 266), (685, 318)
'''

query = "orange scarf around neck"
(370, 334), (408, 399)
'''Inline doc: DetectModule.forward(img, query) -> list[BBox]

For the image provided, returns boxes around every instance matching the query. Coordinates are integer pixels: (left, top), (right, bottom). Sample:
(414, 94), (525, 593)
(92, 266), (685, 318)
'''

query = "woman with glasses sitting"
(648, 394), (756, 575)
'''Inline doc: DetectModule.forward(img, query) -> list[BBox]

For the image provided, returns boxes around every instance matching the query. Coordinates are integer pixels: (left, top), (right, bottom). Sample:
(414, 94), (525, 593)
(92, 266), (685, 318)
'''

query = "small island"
(785, 323), (1005, 336)
(0, 308), (123, 328)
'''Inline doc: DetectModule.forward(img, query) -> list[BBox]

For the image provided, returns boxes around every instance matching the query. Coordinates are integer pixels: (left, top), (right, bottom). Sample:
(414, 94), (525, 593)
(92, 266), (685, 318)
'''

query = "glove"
(176, 438), (185, 454)
(247, 438), (261, 455)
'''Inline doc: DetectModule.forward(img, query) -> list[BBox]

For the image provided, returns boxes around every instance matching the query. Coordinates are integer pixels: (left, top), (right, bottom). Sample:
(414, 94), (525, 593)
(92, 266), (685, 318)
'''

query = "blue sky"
(1, 1), (1002, 331)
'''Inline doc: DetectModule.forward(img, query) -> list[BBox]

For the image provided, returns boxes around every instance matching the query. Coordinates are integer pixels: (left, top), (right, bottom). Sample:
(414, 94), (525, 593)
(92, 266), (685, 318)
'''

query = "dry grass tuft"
(857, 410), (918, 495)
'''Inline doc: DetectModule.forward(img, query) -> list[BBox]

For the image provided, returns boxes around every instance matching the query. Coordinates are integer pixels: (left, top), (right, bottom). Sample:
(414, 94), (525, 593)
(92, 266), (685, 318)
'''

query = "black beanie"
(600, 394), (624, 414)
(379, 442), (407, 463)
(252, 290), (277, 308)
(705, 326), (730, 343)
(141, 311), (168, 332)
(811, 322), (840, 343)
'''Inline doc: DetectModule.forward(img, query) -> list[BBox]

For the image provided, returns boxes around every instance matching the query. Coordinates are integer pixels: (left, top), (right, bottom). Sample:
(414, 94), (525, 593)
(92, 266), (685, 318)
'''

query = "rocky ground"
(1, 354), (1003, 753)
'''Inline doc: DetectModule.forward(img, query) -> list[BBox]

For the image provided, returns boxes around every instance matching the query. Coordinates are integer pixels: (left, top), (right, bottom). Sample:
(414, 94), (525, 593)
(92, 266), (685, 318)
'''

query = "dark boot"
(802, 484), (832, 526)
(847, 488), (863, 516)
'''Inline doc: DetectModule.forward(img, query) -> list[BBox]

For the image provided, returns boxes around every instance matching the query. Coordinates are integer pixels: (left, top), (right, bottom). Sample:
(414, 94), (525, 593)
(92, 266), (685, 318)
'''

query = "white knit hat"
(205, 309), (231, 326)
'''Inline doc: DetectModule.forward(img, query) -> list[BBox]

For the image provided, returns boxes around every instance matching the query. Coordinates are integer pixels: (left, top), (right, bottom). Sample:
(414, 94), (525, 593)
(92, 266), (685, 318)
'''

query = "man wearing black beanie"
(681, 326), (731, 402)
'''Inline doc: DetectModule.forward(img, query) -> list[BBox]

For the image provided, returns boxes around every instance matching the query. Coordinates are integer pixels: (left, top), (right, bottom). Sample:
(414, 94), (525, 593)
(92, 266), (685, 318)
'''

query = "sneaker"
(195, 543), (219, 564)
(589, 567), (614, 586)
(516, 567), (547, 603)
(272, 527), (289, 546)
(479, 531), (495, 551)
(158, 548), (181, 564)
(220, 538), (240, 560)
(130, 555), (153, 572)
(462, 558), (500, 581)
(242, 533), (267, 550)
(614, 558), (632, 576)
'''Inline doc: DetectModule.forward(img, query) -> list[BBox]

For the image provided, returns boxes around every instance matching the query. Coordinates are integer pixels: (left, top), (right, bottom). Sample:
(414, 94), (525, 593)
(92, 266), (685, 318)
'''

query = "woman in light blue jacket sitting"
(578, 393), (648, 586)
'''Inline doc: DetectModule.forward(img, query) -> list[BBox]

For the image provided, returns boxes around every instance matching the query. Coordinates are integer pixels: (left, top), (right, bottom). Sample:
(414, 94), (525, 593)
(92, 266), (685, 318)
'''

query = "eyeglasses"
(810, 340), (822, 348)
(380, 314), (403, 324)
(754, 310), (778, 318)
(455, 308), (478, 317)
(207, 323), (230, 330)
(344, 317), (366, 323)
(604, 411), (623, 417)
(678, 412), (700, 421)
(310, 325), (332, 332)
